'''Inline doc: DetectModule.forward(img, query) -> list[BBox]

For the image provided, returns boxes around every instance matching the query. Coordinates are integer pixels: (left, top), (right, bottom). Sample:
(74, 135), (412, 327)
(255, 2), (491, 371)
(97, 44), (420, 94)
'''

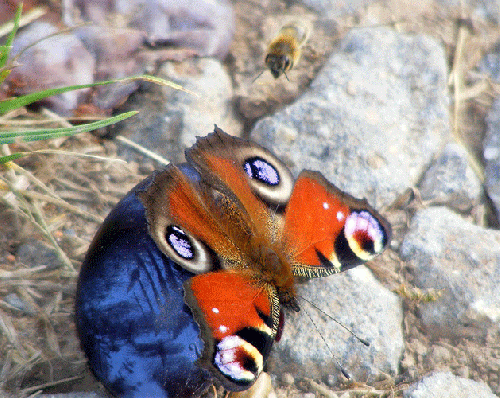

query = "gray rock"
(437, 0), (500, 24)
(400, 207), (500, 338)
(403, 371), (497, 398)
(251, 28), (449, 209)
(117, 58), (241, 163)
(270, 266), (403, 384)
(3, 293), (35, 315)
(17, 241), (61, 269)
(8, 22), (95, 115)
(419, 143), (481, 212)
(159, 59), (242, 149)
(479, 42), (500, 82)
(300, 0), (378, 19)
(75, 25), (146, 109)
(484, 98), (500, 221)
(76, 0), (234, 59)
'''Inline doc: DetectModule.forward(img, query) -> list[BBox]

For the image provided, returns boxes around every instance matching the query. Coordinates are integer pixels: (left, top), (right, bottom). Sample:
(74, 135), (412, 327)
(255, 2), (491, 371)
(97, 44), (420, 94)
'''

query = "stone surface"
(484, 98), (500, 222)
(270, 266), (404, 384)
(158, 59), (242, 149)
(3, 293), (35, 315)
(419, 143), (481, 212)
(76, 0), (234, 59)
(403, 371), (497, 398)
(116, 58), (241, 163)
(300, 0), (378, 19)
(5, 0), (234, 115)
(400, 207), (500, 338)
(479, 42), (500, 223)
(251, 28), (449, 209)
(479, 42), (500, 82)
(8, 22), (95, 115)
(16, 240), (61, 269)
(75, 25), (146, 109)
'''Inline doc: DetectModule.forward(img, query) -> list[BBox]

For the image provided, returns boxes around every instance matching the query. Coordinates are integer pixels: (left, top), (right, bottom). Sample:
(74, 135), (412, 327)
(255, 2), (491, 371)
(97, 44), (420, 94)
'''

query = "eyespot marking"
(214, 335), (262, 384)
(344, 210), (387, 258)
(243, 157), (279, 186)
(166, 225), (194, 259)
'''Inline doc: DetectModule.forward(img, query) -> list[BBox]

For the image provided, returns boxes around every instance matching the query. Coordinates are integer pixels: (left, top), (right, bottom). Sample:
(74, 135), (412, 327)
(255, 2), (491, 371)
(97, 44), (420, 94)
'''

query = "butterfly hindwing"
(184, 271), (280, 391)
(283, 170), (391, 277)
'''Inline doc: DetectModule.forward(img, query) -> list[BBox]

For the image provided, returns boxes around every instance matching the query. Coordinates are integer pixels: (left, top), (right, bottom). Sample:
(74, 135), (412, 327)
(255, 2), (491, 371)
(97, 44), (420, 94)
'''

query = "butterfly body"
(76, 127), (391, 396)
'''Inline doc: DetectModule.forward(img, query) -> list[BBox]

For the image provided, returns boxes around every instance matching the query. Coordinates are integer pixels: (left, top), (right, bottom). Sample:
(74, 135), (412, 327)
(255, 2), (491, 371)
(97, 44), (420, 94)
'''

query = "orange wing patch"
(139, 165), (243, 265)
(283, 171), (351, 270)
(186, 271), (276, 340)
(184, 271), (279, 391)
(283, 171), (391, 277)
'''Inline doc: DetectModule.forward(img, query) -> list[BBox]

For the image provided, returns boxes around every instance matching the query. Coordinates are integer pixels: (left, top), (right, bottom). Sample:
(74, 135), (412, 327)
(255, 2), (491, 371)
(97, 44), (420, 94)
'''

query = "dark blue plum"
(76, 174), (212, 398)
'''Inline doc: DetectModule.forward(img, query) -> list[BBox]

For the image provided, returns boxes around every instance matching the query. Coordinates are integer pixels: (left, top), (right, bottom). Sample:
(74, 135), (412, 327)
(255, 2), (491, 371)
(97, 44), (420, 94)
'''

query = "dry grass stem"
(0, 310), (24, 354)
(30, 200), (76, 272)
(449, 13), (486, 183)
(22, 375), (83, 395)
(40, 108), (74, 129)
(116, 135), (170, 166)
(0, 6), (47, 37)
(1, 176), (76, 272)
(20, 190), (104, 223)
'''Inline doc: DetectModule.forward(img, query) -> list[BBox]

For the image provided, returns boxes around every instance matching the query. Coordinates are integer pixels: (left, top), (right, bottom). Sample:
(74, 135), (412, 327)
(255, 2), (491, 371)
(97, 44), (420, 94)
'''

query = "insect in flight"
(262, 21), (310, 80)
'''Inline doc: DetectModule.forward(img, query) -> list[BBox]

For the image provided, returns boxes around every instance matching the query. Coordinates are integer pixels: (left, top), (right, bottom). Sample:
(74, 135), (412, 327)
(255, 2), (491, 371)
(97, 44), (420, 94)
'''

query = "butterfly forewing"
(138, 165), (244, 273)
(187, 127), (295, 208)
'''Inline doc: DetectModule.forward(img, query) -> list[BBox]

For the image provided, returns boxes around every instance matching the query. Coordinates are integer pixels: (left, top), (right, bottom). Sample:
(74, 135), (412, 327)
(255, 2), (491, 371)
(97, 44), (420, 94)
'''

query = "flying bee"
(264, 21), (310, 79)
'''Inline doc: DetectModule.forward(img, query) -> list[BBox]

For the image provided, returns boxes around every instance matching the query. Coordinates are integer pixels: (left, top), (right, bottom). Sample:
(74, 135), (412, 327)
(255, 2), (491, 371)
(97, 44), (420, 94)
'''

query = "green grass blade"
(0, 110), (138, 145)
(0, 152), (24, 164)
(0, 81), (115, 115)
(0, 74), (196, 115)
(0, 3), (22, 68)
(0, 68), (11, 84)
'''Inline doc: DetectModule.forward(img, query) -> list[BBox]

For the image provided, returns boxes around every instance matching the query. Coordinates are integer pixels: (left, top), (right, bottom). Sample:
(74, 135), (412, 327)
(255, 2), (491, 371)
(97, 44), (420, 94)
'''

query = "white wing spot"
(212, 307), (219, 314)
(323, 202), (329, 210)
(219, 325), (228, 333)
(337, 211), (344, 221)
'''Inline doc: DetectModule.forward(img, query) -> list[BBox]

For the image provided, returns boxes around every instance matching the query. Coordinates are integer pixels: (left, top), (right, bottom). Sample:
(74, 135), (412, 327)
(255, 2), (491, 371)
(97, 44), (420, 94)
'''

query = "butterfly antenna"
(284, 71), (290, 81)
(299, 295), (370, 347)
(302, 306), (351, 379)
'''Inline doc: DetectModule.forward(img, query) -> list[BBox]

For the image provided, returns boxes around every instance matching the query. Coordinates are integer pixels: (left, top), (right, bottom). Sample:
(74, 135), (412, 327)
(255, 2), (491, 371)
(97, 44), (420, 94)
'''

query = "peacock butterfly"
(76, 126), (391, 397)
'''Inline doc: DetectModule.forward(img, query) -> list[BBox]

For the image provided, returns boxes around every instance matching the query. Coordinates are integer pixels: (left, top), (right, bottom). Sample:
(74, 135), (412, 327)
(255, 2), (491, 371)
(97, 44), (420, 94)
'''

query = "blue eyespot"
(167, 226), (194, 259)
(244, 157), (280, 186)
